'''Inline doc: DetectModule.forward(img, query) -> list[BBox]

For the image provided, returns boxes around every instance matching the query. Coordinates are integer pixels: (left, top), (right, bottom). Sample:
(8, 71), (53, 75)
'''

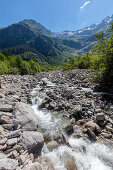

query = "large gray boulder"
(13, 102), (38, 131)
(0, 158), (18, 170)
(21, 131), (44, 156)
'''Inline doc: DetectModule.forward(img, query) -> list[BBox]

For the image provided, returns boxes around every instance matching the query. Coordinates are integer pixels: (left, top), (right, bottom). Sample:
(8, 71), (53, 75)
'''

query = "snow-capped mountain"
(56, 15), (113, 38)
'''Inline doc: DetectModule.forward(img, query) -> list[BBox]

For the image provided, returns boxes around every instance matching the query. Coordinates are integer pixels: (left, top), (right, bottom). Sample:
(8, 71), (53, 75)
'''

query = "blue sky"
(1, 0), (113, 32)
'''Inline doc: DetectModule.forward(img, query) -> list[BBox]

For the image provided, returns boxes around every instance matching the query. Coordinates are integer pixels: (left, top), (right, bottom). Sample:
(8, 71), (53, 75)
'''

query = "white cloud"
(80, 1), (90, 9)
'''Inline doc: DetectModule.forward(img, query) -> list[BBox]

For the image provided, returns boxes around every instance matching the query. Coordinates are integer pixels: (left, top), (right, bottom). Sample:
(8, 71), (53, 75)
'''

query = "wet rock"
(47, 141), (59, 151)
(0, 158), (18, 170)
(0, 115), (10, 124)
(38, 157), (55, 170)
(64, 154), (77, 170)
(21, 131), (44, 156)
(63, 123), (74, 135)
(13, 102), (38, 131)
(101, 132), (112, 139)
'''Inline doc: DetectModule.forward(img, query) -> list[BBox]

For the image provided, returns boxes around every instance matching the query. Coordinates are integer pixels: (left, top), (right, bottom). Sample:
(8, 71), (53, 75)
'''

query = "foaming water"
(31, 78), (113, 170)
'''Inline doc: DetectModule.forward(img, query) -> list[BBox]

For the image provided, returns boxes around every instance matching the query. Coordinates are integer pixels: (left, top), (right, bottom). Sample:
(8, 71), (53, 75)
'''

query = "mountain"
(0, 20), (68, 65)
(56, 15), (113, 54)
(0, 15), (113, 65)
(19, 19), (53, 36)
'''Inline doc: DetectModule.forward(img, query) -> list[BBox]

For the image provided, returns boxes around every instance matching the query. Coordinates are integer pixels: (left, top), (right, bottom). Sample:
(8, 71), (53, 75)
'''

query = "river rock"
(64, 154), (77, 170)
(4, 130), (21, 139)
(47, 141), (59, 151)
(21, 131), (44, 156)
(96, 113), (105, 121)
(13, 102), (38, 131)
(84, 121), (101, 134)
(0, 158), (18, 170)
(23, 162), (43, 170)
(7, 138), (17, 146)
(0, 104), (13, 112)
(38, 157), (55, 170)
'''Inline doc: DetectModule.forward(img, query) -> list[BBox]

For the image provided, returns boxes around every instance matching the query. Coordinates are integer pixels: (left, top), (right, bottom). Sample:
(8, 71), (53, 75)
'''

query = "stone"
(101, 132), (112, 139)
(0, 158), (18, 170)
(106, 126), (113, 133)
(0, 104), (13, 112)
(87, 128), (96, 141)
(21, 131), (44, 156)
(3, 124), (14, 130)
(4, 130), (21, 139)
(63, 123), (74, 135)
(0, 144), (7, 151)
(0, 115), (10, 124)
(19, 155), (26, 165)
(0, 138), (7, 145)
(95, 109), (102, 113)
(47, 141), (59, 151)
(13, 102), (38, 131)
(7, 138), (17, 146)
(23, 162), (43, 170)
(38, 157), (55, 170)
(96, 113), (105, 121)
(84, 121), (101, 134)
(64, 154), (77, 170)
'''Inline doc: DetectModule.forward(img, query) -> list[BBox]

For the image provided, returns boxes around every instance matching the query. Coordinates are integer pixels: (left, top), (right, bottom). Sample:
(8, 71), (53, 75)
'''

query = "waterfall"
(31, 78), (113, 170)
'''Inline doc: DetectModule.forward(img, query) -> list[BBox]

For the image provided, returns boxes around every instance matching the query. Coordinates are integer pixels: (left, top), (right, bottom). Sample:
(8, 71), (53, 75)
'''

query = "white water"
(31, 78), (113, 170)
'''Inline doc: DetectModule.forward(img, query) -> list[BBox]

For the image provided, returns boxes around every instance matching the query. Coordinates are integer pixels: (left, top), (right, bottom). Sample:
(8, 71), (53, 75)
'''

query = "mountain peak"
(20, 19), (52, 36)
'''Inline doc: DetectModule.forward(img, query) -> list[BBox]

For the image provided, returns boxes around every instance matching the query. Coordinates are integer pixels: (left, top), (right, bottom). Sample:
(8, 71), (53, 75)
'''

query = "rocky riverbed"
(0, 69), (113, 170)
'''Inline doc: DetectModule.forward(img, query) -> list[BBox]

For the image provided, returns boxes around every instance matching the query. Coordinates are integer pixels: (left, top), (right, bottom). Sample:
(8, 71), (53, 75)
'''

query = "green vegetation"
(0, 53), (40, 75)
(62, 24), (113, 91)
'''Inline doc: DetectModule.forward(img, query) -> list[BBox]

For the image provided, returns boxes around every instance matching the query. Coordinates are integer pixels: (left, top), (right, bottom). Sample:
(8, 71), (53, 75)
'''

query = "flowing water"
(31, 78), (113, 170)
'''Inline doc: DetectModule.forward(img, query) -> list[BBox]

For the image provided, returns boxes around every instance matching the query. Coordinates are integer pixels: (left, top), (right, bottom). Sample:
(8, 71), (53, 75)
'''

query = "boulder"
(13, 102), (38, 131)
(0, 158), (18, 170)
(21, 131), (44, 156)
(84, 121), (101, 134)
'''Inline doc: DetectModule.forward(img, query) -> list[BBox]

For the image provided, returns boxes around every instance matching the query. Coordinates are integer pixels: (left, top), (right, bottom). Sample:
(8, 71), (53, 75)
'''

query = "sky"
(1, 0), (113, 32)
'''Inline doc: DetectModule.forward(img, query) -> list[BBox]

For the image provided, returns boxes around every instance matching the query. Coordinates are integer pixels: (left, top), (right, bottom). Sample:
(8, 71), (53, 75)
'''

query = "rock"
(0, 158), (18, 170)
(48, 102), (56, 110)
(0, 115), (10, 124)
(63, 123), (74, 135)
(7, 138), (17, 146)
(0, 138), (7, 145)
(84, 121), (101, 134)
(95, 109), (102, 113)
(0, 104), (13, 112)
(38, 157), (55, 170)
(4, 130), (21, 139)
(13, 102), (38, 131)
(19, 155), (26, 165)
(64, 154), (77, 170)
(96, 113), (105, 121)
(3, 124), (14, 130)
(47, 141), (59, 151)
(63, 90), (73, 99)
(87, 128), (96, 141)
(101, 132), (112, 139)
(106, 126), (113, 133)
(0, 144), (7, 151)
(23, 162), (43, 170)
(21, 131), (44, 156)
